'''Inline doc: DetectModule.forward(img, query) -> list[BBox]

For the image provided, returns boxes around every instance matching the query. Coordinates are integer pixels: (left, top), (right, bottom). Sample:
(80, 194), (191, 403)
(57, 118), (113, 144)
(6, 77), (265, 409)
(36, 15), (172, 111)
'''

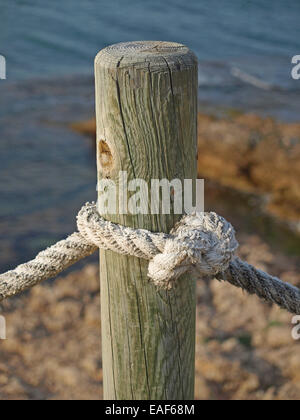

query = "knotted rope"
(0, 202), (299, 314)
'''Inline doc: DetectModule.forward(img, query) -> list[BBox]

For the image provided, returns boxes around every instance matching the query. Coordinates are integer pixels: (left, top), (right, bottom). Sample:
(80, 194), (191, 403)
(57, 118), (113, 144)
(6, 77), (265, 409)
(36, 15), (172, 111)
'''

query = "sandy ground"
(0, 229), (299, 400)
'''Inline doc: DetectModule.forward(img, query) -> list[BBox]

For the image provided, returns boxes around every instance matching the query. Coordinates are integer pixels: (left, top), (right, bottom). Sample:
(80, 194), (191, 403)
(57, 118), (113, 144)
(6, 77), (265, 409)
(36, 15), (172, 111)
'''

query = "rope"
(216, 258), (300, 315)
(0, 233), (97, 302)
(0, 202), (299, 314)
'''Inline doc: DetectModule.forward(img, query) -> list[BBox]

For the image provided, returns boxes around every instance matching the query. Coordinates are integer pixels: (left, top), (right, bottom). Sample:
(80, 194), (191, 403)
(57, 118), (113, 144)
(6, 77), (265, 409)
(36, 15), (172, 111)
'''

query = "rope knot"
(148, 212), (238, 289)
(1, 202), (300, 314)
(77, 203), (238, 289)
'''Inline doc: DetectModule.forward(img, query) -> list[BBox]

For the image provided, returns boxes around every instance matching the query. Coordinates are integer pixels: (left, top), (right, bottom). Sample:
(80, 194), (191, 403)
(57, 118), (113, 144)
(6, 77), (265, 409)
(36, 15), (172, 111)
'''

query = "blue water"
(1, 0), (299, 80)
(1, 0), (300, 118)
(0, 0), (300, 272)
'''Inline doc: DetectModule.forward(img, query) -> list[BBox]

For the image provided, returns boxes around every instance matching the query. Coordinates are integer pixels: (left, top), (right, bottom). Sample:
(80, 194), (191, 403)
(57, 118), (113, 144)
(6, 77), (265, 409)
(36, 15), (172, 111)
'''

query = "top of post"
(95, 41), (197, 71)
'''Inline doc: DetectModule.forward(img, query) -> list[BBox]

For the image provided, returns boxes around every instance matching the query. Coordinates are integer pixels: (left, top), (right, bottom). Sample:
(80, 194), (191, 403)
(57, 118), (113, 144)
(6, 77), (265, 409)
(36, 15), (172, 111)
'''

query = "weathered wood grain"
(95, 41), (198, 400)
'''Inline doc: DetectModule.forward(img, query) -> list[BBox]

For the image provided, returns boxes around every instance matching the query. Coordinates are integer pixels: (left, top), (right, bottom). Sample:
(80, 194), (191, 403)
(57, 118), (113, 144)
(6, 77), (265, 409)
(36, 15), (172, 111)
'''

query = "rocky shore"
(0, 110), (299, 400)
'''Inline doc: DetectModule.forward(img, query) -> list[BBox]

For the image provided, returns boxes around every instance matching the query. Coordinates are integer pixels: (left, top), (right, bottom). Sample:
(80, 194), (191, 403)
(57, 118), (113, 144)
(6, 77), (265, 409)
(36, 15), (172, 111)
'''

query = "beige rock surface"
(0, 233), (299, 400)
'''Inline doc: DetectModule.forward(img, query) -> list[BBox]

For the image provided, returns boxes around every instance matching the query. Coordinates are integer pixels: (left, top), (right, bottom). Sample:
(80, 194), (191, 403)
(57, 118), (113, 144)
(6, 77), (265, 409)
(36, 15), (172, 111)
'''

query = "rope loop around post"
(0, 201), (299, 314)
(77, 203), (238, 289)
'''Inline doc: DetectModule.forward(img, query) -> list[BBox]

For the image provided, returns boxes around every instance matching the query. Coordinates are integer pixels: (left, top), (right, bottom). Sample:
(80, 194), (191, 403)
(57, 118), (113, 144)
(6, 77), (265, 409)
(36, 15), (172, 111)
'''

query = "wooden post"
(95, 41), (198, 400)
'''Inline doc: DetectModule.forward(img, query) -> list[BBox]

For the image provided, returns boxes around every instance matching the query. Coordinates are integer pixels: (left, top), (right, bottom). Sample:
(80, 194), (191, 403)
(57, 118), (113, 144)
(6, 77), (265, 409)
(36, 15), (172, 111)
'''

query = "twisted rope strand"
(0, 202), (299, 314)
(217, 258), (300, 314)
(0, 232), (97, 301)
